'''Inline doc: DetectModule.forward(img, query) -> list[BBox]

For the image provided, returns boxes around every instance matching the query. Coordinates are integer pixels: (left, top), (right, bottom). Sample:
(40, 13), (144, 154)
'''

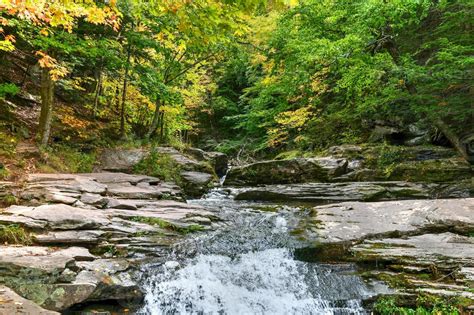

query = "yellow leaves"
(267, 106), (313, 148)
(1, 0), (120, 31)
(35, 51), (68, 80)
(261, 75), (277, 86)
(274, 106), (313, 130)
(85, 7), (107, 25)
(0, 39), (15, 51)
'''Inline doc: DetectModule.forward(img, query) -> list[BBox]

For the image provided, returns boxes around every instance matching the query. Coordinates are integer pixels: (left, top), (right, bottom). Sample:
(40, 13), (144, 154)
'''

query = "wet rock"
(180, 171), (215, 197)
(224, 157), (347, 186)
(234, 181), (448, 202)
(0, 285), (59, 315)
(310, 198), (474, 244)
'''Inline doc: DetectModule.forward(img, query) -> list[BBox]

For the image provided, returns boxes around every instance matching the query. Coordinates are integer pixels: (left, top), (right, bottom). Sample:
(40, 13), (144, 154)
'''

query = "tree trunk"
(159, 111), (165, 143)
(92, 68), (102, 118)
(433, 118), (469, 161)
(146, 99), (162, 139)
(38, 68), (54, 147)
(114, 84), (120, 110)
(120, 45), (132, 139)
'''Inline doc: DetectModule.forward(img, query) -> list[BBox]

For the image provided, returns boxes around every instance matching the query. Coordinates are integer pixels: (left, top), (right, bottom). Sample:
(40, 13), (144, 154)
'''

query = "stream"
(139, 188), (385, 315)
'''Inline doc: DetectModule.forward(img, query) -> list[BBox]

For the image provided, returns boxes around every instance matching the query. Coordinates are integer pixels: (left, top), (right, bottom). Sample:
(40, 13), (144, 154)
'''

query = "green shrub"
(39, 144), (96, 173)
(374, 296), (461, 315)
(133, 151), (180, 183)
(0, 224), (31, 245)
(0, 83), (20, 99)
(2, 193), (17, 206)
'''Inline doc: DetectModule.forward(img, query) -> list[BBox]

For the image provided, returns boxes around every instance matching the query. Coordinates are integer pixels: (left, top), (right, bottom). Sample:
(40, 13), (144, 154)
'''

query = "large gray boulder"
(96, 148), (147, 172)
(224, 157), (348, 186)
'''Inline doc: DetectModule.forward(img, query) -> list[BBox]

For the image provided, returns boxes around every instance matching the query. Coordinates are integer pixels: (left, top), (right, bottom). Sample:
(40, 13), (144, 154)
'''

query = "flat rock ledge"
(297, 198), (474, 307)
(232, 181), (470, 202)
(0, 173), (220, 312)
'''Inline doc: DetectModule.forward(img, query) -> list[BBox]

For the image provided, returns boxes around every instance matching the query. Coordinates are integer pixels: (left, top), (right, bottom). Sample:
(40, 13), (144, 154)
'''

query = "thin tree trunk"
(120, 44), (132, 138)
(38, 68), (54, 147)
(159, 111), (165, 143)
(93, 68), (102, 118)
(146, 99), (163, 139)
(114, 84), (120, 110)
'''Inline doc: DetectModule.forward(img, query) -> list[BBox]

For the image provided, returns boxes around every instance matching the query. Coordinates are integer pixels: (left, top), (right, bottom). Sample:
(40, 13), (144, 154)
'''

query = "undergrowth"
(0, 224), (31, 245)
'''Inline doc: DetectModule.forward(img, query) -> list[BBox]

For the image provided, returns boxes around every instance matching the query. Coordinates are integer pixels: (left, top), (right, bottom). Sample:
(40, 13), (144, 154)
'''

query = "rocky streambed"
(0, 144), (472, 314)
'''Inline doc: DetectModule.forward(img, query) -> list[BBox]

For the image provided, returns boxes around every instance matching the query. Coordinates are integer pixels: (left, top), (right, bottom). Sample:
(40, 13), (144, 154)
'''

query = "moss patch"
(0, 224), (32, 244)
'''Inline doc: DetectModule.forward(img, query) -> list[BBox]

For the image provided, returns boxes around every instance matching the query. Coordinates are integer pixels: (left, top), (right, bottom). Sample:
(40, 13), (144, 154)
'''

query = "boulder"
(180, 171), (215, 197)
(224, 157), (347, 186)
(95, 148), (147, 172)
(74, 259), (143, 302)
(184, 148), (228, 176)
(0, 286), (59, 315)
(233, 181), (469, 202)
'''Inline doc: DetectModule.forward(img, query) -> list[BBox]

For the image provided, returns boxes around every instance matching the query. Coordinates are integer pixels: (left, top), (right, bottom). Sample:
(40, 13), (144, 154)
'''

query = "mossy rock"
(386, 158), (471, 182)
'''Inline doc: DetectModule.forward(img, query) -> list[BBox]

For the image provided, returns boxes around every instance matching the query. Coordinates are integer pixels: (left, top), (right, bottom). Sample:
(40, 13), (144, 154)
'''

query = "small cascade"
(140, 187), (377, 314)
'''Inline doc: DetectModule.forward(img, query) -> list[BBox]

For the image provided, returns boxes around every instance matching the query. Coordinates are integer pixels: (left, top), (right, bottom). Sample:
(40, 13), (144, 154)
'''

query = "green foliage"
(374, 296), (461, 315)
(199, 0), (473, 156)
(0, 83), (20, 99)
(39, 144), (96, 173)
(0, 165), (9, 180)
(0, 224), (32, 245)
(1, 193), (18, 206)
(133, 151), (180, 183)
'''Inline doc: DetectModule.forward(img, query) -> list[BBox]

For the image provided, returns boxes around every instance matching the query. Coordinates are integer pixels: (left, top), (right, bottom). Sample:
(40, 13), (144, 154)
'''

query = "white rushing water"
(140, 189), (373, 315)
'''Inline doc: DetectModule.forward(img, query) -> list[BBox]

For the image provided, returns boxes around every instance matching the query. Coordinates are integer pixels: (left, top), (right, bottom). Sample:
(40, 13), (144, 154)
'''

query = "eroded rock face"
(224, 157), (348, 186)
(233, 181), (470, 202)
